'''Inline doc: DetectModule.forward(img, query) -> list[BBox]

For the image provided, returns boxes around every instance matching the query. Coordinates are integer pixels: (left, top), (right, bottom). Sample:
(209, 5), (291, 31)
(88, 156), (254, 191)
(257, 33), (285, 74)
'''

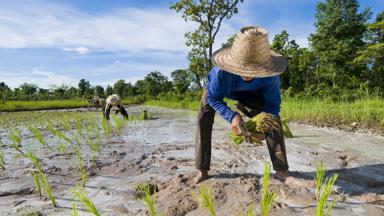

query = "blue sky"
(0, 0), (383, 89)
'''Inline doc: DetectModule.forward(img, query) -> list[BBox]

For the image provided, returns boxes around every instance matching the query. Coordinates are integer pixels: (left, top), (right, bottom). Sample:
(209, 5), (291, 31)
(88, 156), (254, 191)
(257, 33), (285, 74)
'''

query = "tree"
(355, 12), (384, 94)
(171, 0), (243, 88)
(124, 82), (134, 98)
(113, 80), (126, 98)
(95, 85), (105, 97)
(0, 82), (10, 103)
(309, 0), (371, 89)
(106, 85), (113, 96)
(143, 71), (172, 96)
(51, 85), (68, 100)
(20, 83), (38, 99)
(78, 79), (91, 98)
(272, 31), (316, 94)
(171, 69), (192, 94)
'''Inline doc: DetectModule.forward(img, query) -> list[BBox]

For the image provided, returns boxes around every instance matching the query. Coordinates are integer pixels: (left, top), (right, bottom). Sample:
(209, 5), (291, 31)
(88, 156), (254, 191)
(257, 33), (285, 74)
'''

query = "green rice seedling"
(61, 115), (72, 132)
(74, 117), (83, 136)
(9, 128), (22, 149)
(315, 162), (341, 216)
(261, 162), (277, 216)
(25, 148), (56, 207)
(57, 141), (69, 154)
(111, 115), (126, 135)
(40, 174), (56, 207)
(74, 147), (87, 187)
(245, 204), (255, 216)
(139, 110), (149, 120)
(31, 171), (42, 197)
(138, 184), (160, 216)
(192, 185), (216, 216)
(70, 203), (79, 216)
(72, 186), (101, 216)
(28, 124), (53, 150)
(100, 116), (112, 138)
(0, 151), (5, 169)
(47, 124), (72, 144)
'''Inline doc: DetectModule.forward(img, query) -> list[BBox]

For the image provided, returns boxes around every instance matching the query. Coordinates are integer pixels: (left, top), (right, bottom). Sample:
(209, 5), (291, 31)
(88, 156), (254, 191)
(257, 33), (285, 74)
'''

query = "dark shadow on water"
(215, 164), (384, 196)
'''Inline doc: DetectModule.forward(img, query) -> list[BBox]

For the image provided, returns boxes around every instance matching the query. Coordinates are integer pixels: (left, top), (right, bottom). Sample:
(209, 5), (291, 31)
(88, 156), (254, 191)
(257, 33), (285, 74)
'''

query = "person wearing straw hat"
(103, 94), (129, 120)
(195, 26), (289, 183)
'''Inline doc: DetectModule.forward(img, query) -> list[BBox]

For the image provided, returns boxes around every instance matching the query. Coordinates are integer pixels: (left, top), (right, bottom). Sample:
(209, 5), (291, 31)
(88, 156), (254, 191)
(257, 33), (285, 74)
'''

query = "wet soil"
(0, 106), (383, 215)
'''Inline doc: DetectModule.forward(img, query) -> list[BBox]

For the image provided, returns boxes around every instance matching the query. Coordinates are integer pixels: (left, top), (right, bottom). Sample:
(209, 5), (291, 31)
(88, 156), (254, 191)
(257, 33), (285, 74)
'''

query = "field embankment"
(145, 97), (384, 135)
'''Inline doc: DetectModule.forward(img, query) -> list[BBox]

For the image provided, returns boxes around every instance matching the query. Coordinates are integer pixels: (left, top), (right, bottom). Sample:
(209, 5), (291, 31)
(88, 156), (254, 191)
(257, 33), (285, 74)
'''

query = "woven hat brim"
(212, 47), (287, 78)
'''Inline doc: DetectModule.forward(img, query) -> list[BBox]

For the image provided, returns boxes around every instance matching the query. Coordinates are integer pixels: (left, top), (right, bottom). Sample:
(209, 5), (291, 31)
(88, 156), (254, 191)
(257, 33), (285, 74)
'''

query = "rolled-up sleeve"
(262, 77), (281, 116)
(207, 69), (238, 123)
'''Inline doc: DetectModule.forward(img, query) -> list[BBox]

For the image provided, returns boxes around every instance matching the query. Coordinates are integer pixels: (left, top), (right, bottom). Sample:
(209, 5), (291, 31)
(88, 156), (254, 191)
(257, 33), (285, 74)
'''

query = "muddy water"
(0, 106), (383, 215)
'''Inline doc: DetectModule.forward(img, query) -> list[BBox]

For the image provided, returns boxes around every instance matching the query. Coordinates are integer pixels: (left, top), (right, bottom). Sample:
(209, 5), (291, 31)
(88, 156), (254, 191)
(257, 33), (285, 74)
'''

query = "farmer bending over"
(195, 26), (289, 183)
(103, 94), (128, 120)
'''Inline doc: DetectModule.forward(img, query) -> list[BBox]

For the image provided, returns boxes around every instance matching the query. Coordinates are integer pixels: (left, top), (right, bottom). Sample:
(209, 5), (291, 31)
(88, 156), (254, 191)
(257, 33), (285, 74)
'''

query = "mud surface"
(0, 106), (383, 215)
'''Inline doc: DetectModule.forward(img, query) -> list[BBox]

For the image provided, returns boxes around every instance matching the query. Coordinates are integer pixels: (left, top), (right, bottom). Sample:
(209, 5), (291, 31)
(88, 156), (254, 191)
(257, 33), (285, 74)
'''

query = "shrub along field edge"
(145, 98), (384, 135)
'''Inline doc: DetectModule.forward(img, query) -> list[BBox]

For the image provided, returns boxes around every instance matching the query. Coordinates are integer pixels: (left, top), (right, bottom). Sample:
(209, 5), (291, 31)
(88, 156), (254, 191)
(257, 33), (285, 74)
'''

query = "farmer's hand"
(231, 115), (243, 135)
(231, 115), (253, 143)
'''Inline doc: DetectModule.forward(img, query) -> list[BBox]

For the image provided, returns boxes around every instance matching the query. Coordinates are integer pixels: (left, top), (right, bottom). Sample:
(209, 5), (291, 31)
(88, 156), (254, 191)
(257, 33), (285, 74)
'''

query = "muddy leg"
(118, 105), (129, 119)
(105, 104), (112, 120)
(195, 90), (215, 172)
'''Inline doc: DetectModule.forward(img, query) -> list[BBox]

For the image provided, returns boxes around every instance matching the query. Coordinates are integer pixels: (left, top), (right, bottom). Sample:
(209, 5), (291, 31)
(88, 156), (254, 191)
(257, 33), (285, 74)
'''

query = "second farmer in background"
(103, 94), (129, 120)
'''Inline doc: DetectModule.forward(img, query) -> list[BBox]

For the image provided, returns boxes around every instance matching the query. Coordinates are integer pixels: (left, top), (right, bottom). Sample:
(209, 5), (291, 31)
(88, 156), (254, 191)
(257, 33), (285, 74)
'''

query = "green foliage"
(192, 185), (216, 216)
(171, 69), (192, 94)
(0, 100), (88, 112)
(309, 0), (371, 89)
(315, 162), (342, 216)
(171, 0), (243, 88)
(72, 186), (101, 216)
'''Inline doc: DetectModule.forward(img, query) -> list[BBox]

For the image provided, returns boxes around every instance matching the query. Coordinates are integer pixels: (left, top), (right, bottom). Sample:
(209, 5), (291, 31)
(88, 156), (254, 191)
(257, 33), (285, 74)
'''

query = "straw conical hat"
(212, 26), (287, 77)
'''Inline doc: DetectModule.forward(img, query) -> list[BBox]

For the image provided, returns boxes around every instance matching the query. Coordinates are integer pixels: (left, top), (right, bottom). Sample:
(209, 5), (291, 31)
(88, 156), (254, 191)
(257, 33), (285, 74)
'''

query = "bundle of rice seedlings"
(72, 186), (100, 216)
(315, 162), (342, 216)
(261, 162), (276, 216)
(229, 112), (282, 146)
(192, 185), (216, 216)
(100, 116), (112, 139)
(281, 120), (293, 138)
(31, 171), (42, 197)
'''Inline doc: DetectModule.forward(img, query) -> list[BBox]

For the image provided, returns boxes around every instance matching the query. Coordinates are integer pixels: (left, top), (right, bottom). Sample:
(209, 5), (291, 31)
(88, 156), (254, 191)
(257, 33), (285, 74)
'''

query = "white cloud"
(1, 68), (78, 89)
(61, 46), (91, 55)
(0, 0), (196, 53)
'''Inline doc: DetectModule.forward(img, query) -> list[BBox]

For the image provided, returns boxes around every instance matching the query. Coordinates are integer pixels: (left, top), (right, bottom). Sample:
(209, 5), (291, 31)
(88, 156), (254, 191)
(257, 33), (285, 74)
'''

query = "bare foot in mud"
(274, 170), (288, 182)
(193, 170), (210, 184)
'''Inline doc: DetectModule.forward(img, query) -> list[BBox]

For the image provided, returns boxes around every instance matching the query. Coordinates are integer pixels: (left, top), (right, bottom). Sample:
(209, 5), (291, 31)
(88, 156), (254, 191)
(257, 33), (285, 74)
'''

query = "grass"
(192, 185), (216, 216)
(70, 203), (79, 216)
(145, 97), (384, 134)
(245, 204), (254, 216)
(0, 100), (88, 112)
(261, 162), (277, 216)
(72, 186), (101, 216)
(315, 162), (341, 216)
(138, 183), (160, 216)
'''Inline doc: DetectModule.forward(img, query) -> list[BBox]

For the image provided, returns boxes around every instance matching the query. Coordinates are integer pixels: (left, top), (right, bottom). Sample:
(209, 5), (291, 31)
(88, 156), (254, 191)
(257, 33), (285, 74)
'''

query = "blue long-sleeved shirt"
(206, 67), (281, 123)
